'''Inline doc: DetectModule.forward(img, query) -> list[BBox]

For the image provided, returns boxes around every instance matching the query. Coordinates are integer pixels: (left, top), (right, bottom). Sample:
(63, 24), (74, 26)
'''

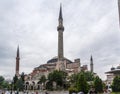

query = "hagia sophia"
(15, 5), (95, 90)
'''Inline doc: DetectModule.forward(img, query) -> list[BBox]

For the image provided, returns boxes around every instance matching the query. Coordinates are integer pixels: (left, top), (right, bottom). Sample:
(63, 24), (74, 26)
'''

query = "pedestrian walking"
(45, 91), (49, 94)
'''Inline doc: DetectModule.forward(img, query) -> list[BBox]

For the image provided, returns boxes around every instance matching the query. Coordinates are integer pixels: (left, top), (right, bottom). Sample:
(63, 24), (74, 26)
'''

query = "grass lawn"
(111, 92), (120, 94)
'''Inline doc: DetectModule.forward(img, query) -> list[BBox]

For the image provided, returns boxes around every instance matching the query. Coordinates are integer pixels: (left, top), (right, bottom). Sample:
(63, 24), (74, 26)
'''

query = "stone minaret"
(57, 4), (64, 61)
(118, 0), (120, 25)
(90, 55), (93, 73)
(16, 46), (20, 76)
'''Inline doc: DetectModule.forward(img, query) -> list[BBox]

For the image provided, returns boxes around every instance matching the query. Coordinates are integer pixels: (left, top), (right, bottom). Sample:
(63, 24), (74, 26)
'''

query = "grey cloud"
(0, 0), (119, 80)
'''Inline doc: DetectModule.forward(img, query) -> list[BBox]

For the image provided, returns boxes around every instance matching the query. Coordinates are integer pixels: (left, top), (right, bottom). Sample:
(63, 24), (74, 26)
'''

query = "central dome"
(47, 56), (73, 64)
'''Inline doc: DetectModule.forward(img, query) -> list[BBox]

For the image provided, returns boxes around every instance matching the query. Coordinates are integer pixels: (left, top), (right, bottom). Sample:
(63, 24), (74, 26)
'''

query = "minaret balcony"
(57, 26), (64, 31)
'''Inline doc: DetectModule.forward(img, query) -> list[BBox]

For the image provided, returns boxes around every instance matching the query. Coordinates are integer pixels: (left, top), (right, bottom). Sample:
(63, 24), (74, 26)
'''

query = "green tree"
(68, 73), (79, 89)
(84, 71), (94, 81)
(47, 70), (67, 89)
(39, 75), (46, 89)
(16, 78), (24, 91)
(0, 76), (9, 89)
(13, 75), (18, 90)
(39, 75), (46, 84)
(0, 76), (4, 85)
(94, 76), (103, 93)
(76, 72), (88, 93)
(112, 76), (120, 92)
(21, 72), (25, 82)
(2, 81), (9, 88)
(69, 74), (78, 86)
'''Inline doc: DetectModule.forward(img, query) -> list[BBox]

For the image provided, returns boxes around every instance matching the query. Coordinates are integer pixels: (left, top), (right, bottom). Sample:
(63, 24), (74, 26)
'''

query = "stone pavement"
(15, 91), (69, 94)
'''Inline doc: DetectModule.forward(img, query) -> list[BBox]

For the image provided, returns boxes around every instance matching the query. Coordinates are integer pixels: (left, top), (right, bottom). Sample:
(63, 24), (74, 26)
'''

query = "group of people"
(1, 90), (19, 94)
(0, 91), (49, 94)
(89, 87), (97, 94)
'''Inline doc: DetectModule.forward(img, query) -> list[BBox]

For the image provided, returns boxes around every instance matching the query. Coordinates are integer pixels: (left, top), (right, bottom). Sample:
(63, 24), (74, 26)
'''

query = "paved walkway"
(9, 91), (69, 94)
(3, 91), (69, 94)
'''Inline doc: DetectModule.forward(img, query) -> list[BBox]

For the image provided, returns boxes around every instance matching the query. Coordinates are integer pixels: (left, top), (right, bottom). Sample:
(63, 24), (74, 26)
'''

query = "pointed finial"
(59, 3), (63, 20)
(17, 45), (19, 57)
(90, 55), (93, 61)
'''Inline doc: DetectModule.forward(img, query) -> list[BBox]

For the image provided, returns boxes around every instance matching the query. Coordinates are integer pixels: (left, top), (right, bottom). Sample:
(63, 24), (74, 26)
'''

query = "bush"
(68, 87), (78, 94)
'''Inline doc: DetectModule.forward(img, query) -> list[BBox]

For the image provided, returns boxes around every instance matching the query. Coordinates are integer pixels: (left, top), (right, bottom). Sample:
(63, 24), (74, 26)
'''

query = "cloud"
(0, 0), (120, 80)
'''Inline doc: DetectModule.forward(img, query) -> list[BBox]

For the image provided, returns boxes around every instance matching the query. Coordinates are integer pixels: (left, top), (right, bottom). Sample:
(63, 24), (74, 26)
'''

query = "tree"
(94, 76), (103, 92)
(84, 71), (94, 81)
(16, 78), (24, 91)
(39, 75), (46, 89)
(0, 76), (5, 86)
(47, 70), (67, 89)
(69, 74), (78, 86)
(76, 72), (88, 93)
(112, 76), (120, 92)
(2, 81), (9, 88)
(39, 75), (46, 84)
(21, 72), (25, 82)
(13, 75), (18, 90)
(0, 76), (9, 89)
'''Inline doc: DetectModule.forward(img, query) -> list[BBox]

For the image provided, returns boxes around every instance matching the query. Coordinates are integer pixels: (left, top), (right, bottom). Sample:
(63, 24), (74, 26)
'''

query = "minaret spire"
(118, 0), (120, 26)
(90, 55), (93, 73)
(90, 55), (93, 62)
(57, 4), (64, 61)
(59, 3), (63, 20)
(16, 45), (20, 76)
(17, 45), (19, 57)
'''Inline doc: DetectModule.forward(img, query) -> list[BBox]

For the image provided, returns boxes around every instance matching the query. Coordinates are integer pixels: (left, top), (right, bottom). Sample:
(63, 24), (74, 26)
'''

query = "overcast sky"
(0, 0), (120, 80)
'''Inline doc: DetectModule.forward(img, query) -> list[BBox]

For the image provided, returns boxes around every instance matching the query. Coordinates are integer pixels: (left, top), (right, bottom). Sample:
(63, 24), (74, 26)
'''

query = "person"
(36, 91), (38, 94)
(72, 92), (76, 94)
(14, 91), (17, 94)
(103, 89), (108, 94)
(77, 91), (84, 94)
(94, 91), (97, 94)
(45, 91), (49, 94)
(89, 87), (97, 94)
(16, 91), (19, 94)
(5, 91), (10, 94)
(26, 91), (29, 94)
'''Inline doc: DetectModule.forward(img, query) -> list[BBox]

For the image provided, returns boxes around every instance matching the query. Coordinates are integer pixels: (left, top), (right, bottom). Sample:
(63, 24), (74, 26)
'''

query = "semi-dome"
(117, 65), (120, 69)
(111, 67), (115, 70)
(47, 56), (73, 64)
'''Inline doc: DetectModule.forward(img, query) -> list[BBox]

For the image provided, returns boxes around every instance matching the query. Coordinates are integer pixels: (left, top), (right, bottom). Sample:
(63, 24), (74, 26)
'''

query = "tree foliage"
(84, 71), (94, 81)
(94, 76), (103, 92)
(13, 74), (25, 91)
(21, 72), (25, 82)
(16, 78), (24, 91)
(13, 75), (18, 85)
(0, 76), (9, 89)
(76, 72), (88, 93)
(13, 75), (18, 90)
(47, 70), (67, 90)
(112, 76), (120, 92)
(39, 75), (46, 84)
(0, 76), (4, 85)
(69, 74), (78, 87)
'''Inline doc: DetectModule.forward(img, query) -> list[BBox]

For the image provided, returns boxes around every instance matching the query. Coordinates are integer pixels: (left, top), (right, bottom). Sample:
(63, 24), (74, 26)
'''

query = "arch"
(26, 82), (29, 84)
(37, 81), (41, 90)
(32, 81), (35, 85)
(25, 82), (29, 90)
